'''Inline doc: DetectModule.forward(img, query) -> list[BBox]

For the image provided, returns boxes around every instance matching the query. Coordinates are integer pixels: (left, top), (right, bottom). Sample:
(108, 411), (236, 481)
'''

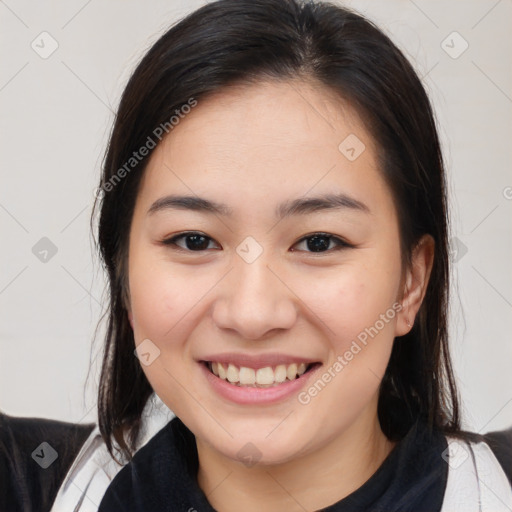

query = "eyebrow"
(147, 192), (371, 219)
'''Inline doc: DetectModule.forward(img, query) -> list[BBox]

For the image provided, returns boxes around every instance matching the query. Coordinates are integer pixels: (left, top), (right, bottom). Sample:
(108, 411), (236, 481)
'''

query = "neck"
(196, 405), (396, 512)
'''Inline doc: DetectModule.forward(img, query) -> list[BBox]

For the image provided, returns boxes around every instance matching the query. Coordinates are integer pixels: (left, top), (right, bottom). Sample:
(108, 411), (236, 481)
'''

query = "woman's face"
(126, 80), (419, 465)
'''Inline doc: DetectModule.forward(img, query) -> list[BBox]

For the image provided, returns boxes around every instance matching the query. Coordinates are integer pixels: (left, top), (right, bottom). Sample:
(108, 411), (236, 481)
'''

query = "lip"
(199, 360), (322, 405)
(199, 352), (318, 370)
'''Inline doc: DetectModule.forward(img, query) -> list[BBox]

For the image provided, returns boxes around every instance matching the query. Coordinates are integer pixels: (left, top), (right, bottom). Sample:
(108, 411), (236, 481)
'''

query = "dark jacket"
(0, 412), (94, 512)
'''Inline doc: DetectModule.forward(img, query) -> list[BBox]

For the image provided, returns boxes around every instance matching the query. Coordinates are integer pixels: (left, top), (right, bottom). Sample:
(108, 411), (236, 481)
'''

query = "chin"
(206, 427), (312, 467)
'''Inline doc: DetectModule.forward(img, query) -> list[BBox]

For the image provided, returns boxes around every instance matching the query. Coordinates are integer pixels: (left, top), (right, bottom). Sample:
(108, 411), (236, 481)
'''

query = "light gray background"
(1, 0), (511, 433)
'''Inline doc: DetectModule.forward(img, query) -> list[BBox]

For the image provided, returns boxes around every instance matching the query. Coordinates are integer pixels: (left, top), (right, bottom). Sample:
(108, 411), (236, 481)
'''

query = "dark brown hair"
(91, 0), (477, 462)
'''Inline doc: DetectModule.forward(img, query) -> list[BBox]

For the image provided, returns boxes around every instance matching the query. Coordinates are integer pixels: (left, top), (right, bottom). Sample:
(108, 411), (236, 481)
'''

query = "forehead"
(137, 79), (391, 220)
(165, 79), (368, 156)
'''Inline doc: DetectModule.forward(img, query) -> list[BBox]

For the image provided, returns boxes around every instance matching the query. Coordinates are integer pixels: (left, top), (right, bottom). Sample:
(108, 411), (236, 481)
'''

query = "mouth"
(201, 360), (320, 388)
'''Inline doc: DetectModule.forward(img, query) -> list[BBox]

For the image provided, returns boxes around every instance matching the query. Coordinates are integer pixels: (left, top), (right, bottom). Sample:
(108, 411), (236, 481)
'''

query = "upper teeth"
(210, 362), (308, 387)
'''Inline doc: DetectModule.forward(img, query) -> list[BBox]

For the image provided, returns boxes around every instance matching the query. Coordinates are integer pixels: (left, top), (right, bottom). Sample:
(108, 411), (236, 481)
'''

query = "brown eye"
(161, 232), (220, 251)
(291, 233), (352, 253)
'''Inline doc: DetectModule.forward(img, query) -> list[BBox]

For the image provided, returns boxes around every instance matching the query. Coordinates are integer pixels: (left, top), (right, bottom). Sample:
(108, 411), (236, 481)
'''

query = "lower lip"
(199, 362), (321, 405)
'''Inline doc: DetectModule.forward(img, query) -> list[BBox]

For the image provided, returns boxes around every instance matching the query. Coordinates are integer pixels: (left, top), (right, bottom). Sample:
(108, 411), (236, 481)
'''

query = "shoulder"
(97, 417), (196, 511)
(50, 395), (176, 511)
(0, 410), (94, 512)
(441, 426), (512, 512)
(482, 425), (512, 485)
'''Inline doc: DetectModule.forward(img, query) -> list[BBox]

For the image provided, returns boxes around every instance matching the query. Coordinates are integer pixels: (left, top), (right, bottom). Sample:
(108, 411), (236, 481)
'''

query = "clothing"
(49, 395), (175, 512)
(2, 395), (511, 511)
(95, 414), (512, 512)
(0, 412), (94, 512)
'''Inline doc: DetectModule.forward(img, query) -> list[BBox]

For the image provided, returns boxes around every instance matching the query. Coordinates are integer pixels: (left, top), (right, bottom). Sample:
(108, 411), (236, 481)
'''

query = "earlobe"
(396, 234), (435, 336)
(127, 309), (134, 330)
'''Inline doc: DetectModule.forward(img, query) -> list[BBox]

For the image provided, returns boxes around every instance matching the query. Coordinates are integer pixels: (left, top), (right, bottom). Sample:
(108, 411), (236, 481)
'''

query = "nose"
(211, 253), (298, 341)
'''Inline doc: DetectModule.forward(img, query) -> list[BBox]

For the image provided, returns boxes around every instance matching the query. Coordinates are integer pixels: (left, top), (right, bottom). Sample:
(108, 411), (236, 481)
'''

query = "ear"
(395, 234), (435, 336)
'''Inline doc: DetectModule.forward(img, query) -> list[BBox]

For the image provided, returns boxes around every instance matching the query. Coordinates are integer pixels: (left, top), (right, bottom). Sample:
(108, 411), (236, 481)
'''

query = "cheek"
(298, 262), (399, 347)
(127, 257), (204, 411)
(297, 258), (400, 408)
(297, 267), (399, 429)
(128, 250), (205, 340)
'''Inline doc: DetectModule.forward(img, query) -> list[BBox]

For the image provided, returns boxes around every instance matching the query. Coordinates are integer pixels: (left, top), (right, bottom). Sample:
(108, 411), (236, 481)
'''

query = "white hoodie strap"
(50, 396), (175, 512)
(441, 436), (512, 512)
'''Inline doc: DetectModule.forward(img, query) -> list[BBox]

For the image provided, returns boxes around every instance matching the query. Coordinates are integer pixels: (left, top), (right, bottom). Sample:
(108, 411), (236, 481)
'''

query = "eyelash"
(160, 231), (354, 254)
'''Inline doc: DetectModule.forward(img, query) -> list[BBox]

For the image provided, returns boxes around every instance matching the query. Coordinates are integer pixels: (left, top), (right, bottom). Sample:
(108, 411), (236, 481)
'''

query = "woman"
(2, 0), (510, 511)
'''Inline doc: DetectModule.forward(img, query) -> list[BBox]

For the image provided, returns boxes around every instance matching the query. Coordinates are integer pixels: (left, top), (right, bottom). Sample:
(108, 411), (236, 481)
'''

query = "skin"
(125, 79), (434, 512)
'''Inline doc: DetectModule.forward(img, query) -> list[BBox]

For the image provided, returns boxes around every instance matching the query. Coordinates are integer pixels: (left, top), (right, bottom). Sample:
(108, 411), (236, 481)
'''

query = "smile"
(204, 361), (317, 387)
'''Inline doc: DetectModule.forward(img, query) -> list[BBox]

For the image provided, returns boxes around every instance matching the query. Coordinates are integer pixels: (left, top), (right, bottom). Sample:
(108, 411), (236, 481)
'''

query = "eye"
(161, 232), (220, 252)
(291, 232), (353, 253)
(160, 231), (353, 254)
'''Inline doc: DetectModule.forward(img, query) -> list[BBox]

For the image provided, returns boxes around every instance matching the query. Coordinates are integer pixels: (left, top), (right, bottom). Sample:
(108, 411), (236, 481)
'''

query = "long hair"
(91, 0), (474, 462)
